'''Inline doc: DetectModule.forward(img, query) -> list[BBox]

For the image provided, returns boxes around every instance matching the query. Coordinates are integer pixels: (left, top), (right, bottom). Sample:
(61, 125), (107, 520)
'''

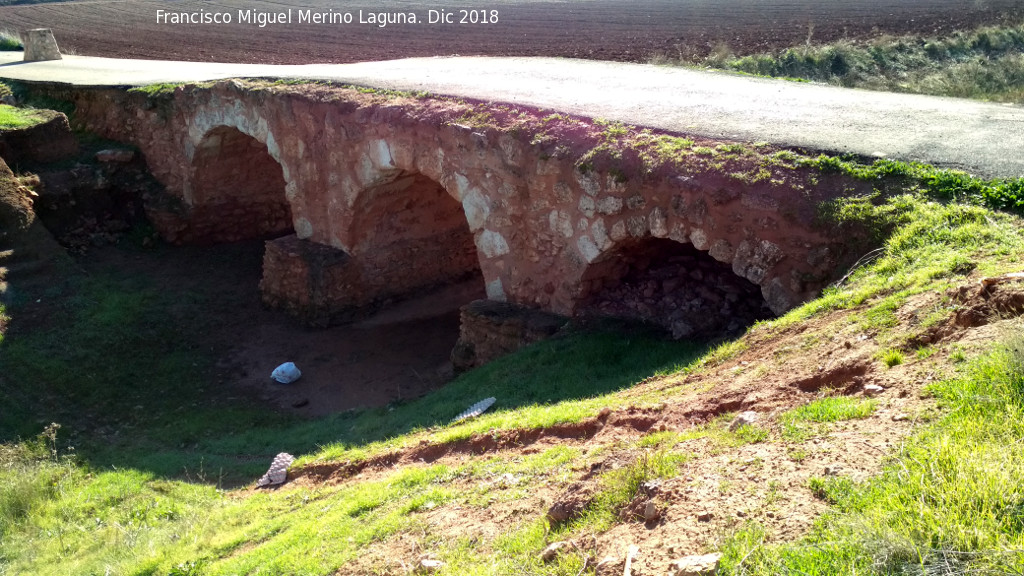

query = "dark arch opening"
(349, 170), (483, 296)
(576, 238), (772, 338)
(190, 126), (292, 243)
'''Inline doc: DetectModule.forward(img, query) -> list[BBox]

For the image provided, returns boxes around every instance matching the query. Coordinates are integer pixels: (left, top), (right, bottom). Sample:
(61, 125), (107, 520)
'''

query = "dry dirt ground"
(1, 0), (1022, 65)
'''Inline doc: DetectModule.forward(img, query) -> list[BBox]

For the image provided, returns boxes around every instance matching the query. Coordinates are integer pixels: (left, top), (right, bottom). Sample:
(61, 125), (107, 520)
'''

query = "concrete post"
(23, 29), (62, 62)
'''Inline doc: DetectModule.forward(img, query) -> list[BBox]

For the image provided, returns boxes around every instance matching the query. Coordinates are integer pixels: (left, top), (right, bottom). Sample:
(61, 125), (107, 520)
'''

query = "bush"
(0, 30), (22, 51)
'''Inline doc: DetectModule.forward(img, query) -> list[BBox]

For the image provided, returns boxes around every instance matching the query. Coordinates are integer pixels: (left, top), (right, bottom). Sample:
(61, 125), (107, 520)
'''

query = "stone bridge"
(35, 80), (860, 366)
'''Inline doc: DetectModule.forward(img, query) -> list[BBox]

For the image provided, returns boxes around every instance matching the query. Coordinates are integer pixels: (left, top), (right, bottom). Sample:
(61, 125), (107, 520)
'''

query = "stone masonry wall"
(29, 81), (868, 334)
(451, 299), (568, 373)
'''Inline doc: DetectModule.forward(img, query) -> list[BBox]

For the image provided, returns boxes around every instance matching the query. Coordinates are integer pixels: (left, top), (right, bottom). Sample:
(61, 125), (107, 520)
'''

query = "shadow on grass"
(0, 240), (711, 486)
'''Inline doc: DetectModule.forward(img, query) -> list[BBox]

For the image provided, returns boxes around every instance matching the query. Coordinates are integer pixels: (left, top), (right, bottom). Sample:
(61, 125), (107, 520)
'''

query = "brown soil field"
(1, 0), (1022, 65)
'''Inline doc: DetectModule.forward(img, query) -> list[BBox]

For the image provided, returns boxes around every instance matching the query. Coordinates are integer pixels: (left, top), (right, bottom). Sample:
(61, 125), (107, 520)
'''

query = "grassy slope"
(2, 176), (1024, 574)
(654, 21), (1024, 103)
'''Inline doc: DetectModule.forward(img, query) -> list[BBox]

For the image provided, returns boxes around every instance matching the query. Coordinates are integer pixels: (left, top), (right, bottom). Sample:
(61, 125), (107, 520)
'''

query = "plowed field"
(1, 0), (1022, 64)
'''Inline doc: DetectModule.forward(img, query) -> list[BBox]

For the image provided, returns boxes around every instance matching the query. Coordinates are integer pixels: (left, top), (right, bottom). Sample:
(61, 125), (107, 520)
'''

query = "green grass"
(880, 348), (905, 367)
(660, 21), (1024, 103)
(781, 397), (877, 441)
(571, 448), (688, 531)
(0, 236), (713, 573)
(0, 104), (47, 129)
(766, 194), (1024, 333)
(721, 337), (1024, 575)
(0, 30), (21, 51)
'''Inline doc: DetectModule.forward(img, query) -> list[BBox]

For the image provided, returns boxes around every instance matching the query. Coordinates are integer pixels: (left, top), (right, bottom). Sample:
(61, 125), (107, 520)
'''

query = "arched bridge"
(33, 80), (869, 365)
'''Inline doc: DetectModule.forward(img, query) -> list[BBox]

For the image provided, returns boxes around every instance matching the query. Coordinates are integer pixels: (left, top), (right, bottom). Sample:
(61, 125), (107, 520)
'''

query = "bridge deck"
(1, 51), (1022, 179)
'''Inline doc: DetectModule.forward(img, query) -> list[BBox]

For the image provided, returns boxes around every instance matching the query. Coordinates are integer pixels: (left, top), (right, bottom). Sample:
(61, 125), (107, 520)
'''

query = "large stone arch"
(186, 125), (294, 243)
(342, 165), (484, 300)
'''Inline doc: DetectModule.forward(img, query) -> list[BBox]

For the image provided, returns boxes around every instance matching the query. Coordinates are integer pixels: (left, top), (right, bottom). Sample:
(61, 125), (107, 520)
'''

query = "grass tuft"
(0, 30), (21, 51)
(575, 449), (687, 531)
(881, 349), (905, 367)
(781, 397), (876, 441)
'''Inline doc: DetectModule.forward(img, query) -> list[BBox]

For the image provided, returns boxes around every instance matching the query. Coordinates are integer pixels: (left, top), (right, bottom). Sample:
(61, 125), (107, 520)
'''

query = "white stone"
(708, 240), (734, 262)
(591, 219), (610, 249)
(371, 139), (394, 168)
(454, 173), (471, 200)
(596, 196), (623, 215)
(295, 217), (313, 240)
(610, 220), (628, 241)
(462, 188), (490, 232)
(669, 223), (689, 243)
(486, 278), (507, 301)
(578, 236), (601, 263)
(575, 171), (601, 196)
(689, 229), (709, 250)
(578, 195), (596, 218)
(669, 552), (722, 576)
(549, 210), (574, 238)
(729, 411), (759, 431)
(650, 207), (669, 237)
(477, 230), (510, 258)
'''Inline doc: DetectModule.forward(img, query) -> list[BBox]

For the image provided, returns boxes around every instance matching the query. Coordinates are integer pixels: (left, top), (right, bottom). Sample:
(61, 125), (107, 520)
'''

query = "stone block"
(451, 300), (567, 372)
(23, 29), (62, 62)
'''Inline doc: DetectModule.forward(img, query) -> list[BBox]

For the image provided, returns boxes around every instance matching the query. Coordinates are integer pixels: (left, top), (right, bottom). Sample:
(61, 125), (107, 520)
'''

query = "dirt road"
(2, 52), (1023, 179)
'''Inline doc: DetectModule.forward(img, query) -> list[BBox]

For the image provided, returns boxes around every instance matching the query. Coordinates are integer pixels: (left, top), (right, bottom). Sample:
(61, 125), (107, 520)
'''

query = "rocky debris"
(595, 556), (622, 576)
(643, 501), (661, 523)
(29, 157), (158, 254)
(95, 148), (135, 163)
(951, 280), (1024, 328)
(729, 410), (759, 431)
(863, 384), (885, 396)
(539, 541), (574, 563)
(547, 481), (594, 524)
(696, 511), (713, 522)
(669, 552), (722, 576)
(256, 452), (295, 487)
(621, 480), (662, 523)
(579, 239), (773, 339)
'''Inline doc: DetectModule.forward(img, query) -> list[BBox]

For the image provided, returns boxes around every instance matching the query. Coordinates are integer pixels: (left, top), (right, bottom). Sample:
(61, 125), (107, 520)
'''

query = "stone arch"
(188, 125), (293, 242)
(574, 236), (772, 338)
(344, 167), (484, 301)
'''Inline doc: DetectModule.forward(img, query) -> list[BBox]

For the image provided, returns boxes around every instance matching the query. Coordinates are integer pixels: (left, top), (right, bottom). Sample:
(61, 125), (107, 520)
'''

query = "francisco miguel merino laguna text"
(156, 9), (500, 28)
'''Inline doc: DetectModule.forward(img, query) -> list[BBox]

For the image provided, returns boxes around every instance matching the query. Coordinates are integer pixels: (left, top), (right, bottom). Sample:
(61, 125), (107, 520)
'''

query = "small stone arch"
(187, 125), (293, 243)
(574, 236), (772, 338)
